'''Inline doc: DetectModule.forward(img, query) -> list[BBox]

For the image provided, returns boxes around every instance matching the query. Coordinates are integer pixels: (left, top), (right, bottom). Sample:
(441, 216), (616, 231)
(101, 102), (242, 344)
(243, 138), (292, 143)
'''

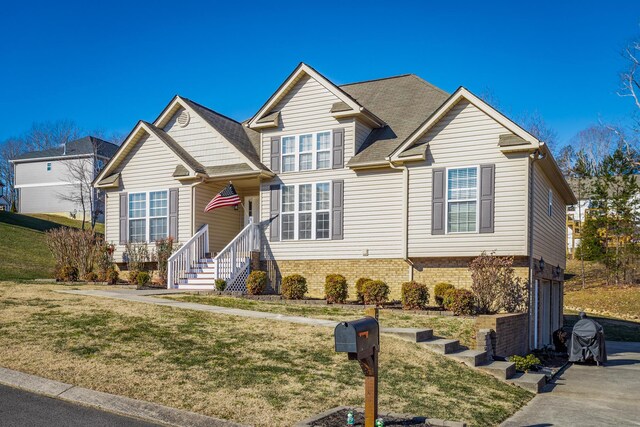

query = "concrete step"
(477, 360), (516, 380)
(417, 338), (460, 354)
(449, 349), (488, 367)
(507, 372), (547, 393)
(382, 328), (433, 342)
(176, 284), (215, 290)
(184, 272), (217, 279)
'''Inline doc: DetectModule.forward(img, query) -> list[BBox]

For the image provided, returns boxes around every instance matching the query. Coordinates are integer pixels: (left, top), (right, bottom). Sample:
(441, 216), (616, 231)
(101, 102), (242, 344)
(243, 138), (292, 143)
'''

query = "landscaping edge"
(293, 406), (467, 427)
(0, 366), (246, 427)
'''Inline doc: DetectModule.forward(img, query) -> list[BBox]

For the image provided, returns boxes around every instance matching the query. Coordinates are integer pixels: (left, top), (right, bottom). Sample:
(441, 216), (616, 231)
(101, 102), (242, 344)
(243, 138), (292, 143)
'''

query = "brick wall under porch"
(260, 256), (531, 302)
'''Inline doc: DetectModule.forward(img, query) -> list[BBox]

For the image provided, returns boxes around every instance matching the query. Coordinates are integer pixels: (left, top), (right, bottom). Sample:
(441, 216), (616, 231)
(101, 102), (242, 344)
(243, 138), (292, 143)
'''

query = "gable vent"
(177, 110), (190, 127)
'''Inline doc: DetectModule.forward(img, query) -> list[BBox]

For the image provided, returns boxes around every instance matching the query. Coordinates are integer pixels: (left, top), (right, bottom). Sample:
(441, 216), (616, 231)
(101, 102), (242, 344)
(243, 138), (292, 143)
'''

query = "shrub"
(96, 240), (115, 280)
(106, 267), (119, 285)
(442, 288), (456, 310)
(363, 280), (390, 305)
(246, 270), (268, 295)
(124, 242), (150, 274)
(127, 270), (140, 284)
(57, 265), (79, 282)
(447, 289), (475, 316)
(325, 274), (348, 303)
(355, 277), (372, 303)
(281, 274), (307, 299)
(434, 282), (455, 307)
(469, 251), (528, 314)
(84, 271), (99, 282)
(46, 227), (98, 278)
(215, 278), (227, 292)
(401, 281), (430, 310)
(136, 271), (151, 287)
(509, 354), (541, 372)
(155, 237), (177, 286)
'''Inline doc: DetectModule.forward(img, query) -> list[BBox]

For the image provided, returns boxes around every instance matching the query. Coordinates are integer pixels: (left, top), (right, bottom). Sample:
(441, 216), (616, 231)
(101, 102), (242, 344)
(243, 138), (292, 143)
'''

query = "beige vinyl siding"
(355, 119), (372, 154)
(407, 100), (529, 257)
(14, 157), (94, 186)
(261, 75), (356, 166)
(193, 183), (257, 254)
(104, 133), (192, 261)
(164, 107), (244, 167)
(532, 162), (567, 268)
(260, 167), (404, 260)
(258, 73), (403, 260)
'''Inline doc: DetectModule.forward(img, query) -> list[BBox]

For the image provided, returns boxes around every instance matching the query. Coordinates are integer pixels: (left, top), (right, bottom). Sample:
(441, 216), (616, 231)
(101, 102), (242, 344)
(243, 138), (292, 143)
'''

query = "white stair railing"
(214, 218), (260, 286)
(167, 224), (209, 289)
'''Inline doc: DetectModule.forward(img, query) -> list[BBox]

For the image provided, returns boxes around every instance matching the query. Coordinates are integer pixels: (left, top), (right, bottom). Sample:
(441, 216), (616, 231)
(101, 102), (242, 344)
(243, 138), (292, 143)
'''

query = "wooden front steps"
(382, 328), (547, 394)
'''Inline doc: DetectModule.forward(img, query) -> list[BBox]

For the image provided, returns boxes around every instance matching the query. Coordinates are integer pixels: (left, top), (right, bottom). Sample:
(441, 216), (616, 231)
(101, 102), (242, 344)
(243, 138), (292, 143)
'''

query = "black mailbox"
(334, 317), (379, 360)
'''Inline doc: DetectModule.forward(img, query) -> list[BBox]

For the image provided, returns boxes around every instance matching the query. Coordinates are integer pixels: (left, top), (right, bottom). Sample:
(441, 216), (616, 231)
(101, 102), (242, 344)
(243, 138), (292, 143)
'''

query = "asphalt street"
(0, 383), (162, 427)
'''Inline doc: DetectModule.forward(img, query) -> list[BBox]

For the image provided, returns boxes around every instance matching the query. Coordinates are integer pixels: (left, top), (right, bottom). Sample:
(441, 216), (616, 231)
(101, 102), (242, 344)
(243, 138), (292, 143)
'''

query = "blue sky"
(1, 1), (639, 148)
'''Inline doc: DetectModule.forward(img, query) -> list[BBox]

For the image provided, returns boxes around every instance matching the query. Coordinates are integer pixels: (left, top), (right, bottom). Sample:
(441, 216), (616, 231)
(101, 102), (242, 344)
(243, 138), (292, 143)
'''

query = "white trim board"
(15, 181), (80, 189)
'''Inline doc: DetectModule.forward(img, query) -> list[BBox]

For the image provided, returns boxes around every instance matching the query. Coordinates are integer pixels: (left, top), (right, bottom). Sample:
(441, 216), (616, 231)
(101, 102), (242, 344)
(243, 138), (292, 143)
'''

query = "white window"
(548, 189), (553, 217)
(447, 167), (478, 233)
(280, 131), (332, 172)
(282, 136), (296, 172)
(46, 162), (51, 171)
(128, 190), (169, 243)
(281, 182), (331, 240)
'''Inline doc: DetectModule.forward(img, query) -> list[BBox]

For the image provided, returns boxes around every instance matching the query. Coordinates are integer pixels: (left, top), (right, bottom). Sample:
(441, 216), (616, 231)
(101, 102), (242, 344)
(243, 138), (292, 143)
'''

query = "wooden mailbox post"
(334, 317), (380, 427)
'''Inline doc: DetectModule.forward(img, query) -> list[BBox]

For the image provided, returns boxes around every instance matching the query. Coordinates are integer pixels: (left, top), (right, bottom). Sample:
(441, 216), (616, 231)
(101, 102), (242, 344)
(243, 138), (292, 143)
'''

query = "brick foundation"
(476, 312), (529, 357)
(260, 256), (531, 302)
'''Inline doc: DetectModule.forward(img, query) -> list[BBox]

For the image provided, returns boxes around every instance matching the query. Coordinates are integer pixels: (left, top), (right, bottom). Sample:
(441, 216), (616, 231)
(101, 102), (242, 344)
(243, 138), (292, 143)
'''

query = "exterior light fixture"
(538, 258), (545, 272)
(555, 265), (562, 278)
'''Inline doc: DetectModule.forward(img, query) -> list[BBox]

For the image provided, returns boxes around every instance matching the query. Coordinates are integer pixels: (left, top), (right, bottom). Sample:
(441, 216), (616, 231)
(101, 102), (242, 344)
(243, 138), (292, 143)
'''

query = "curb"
(0, 367), (246, 427)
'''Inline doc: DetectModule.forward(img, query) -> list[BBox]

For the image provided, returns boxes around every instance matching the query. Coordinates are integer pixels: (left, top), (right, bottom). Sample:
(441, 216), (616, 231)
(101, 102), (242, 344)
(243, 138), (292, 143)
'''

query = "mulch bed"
(308, 408), (430, 426)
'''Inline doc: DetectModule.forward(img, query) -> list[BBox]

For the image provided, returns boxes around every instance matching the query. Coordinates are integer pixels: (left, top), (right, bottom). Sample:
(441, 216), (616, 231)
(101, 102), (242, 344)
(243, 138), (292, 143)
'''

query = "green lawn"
(0, 282), (532, 426)
(0, 211), (103, 281)
(166, 294), (477, 347)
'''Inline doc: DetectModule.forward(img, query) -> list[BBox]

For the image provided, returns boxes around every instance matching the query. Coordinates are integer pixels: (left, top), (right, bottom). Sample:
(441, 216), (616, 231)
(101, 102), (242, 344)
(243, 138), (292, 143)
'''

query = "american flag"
(204, 183), (241, 212)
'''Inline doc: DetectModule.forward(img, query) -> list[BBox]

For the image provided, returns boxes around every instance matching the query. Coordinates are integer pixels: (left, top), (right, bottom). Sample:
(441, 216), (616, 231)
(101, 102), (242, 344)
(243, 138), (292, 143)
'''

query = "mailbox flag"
(204, 183), (241, 212)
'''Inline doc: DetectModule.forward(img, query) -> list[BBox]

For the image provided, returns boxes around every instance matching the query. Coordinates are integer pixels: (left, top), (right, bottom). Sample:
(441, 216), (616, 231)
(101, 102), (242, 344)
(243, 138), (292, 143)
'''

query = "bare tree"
(519, 110), (558, 149)
(58, 155), (98, 230)
(619, 38), (640, 111)
(0, 139), (23, 207)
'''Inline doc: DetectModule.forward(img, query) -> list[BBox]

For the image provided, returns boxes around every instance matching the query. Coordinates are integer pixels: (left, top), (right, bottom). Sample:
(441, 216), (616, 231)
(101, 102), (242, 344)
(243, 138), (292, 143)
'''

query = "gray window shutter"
(431, 168), (445, 235)
(119, 192), (128, 244)
(332, 128), (344, 169)
(479, 164), (495, 233)
(270, 137), (280, 173)
(332, 180), (344, 240)
(169, 188), (179, 239)
(269, 184), (280, 241)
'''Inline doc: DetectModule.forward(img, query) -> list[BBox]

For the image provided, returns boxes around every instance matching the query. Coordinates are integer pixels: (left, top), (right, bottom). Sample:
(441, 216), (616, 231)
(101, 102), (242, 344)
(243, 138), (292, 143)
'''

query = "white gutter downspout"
(388, 160), (412, 280)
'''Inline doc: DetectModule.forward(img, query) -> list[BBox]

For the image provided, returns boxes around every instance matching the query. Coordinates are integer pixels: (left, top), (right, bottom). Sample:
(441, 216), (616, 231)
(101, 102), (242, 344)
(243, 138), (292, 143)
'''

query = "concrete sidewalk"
(501, 341), (640, 427)
(59, 289), (343, 327)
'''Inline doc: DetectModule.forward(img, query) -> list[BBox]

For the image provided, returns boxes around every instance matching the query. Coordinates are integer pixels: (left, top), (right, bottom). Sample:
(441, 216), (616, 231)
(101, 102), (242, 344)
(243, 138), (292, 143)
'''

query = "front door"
(244, 196), (259, 226)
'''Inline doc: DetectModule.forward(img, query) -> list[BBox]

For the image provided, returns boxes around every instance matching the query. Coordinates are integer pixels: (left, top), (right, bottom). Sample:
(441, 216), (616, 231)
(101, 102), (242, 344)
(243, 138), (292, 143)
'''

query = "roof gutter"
(11, 154), (95, 164)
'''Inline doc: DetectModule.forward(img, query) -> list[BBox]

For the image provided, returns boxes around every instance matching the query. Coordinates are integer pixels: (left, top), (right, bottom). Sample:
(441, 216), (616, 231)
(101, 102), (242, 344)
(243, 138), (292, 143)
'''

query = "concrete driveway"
(502, 341), (640, 427)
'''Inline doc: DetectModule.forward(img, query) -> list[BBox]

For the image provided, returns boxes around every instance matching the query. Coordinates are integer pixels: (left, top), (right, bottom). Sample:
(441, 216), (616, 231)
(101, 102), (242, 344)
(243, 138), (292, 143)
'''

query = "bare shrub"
(45, 227), (98, 279)
(469, 251), (528, 314)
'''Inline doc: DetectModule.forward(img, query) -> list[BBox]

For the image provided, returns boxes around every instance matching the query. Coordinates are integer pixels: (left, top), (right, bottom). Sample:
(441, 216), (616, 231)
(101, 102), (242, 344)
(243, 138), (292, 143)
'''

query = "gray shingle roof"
(340, 75), (450, 166)
(180, 98), (267, 170)
(499, 134), (528, 147)
(204, 163), (255, 178)
(142, 122), (206, 174)
(96, 172), (121, 187)
(12, 136), (119, 161)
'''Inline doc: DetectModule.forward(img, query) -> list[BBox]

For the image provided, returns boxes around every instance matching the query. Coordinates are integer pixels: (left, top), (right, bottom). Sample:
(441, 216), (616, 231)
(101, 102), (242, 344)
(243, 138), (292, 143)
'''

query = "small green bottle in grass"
(347, 410), (354, 426)
(375, 418), (384, 427)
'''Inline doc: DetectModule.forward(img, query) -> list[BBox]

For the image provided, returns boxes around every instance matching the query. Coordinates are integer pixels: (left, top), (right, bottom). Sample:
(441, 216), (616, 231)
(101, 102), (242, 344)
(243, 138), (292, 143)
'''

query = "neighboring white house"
(11, 136), (118, 219)
(95, 63), (576, 349)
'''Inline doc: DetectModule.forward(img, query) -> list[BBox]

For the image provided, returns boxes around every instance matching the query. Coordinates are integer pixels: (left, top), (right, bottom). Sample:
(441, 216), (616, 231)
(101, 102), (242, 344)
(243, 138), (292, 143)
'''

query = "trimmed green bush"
(355, 277), (372, 303)
(447, 288), (475, 316)
(509, 354), (541, 372)
(363, 280), (390, 305)
(136, 271), (151, 286)
(401, 281), (430, 310)
(281, 274), (308, 299)
(215, 278), (227, 292)
(246, 271), (268, 295)
(325, 274), (348, 303)
(106, 267), (119, 285)
(434, 282), (455, 307)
